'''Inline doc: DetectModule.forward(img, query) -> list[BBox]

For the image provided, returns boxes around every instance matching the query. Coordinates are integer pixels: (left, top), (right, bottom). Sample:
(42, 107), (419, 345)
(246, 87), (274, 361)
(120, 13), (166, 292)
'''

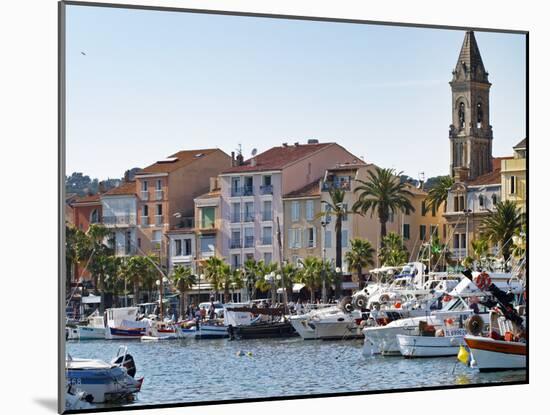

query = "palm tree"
(203, 256), (225, 300)
(317, 187), (352, 297)
(426, 176), (454, 211)
(243, 258), (260, 300)
(279, 262), (298, 300)
(297, 257), (322, 303)
(345, 238), (376, 285)
(420, 235), (452, 272)
(378, 232), (409, 267)
(353, 166), (415, 241)
(481, 200), (524, 263)
(171, 265), (197, 320)
(126, 255), (148, 306)
(230, 268), (245, 302)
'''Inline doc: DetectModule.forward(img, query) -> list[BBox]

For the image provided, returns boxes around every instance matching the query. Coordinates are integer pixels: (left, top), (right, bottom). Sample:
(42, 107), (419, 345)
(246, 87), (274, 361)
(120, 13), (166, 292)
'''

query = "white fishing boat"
(196, 321), (229, 339)
(465, 335), (526, 371)
(104, 307), (150, 340)
(141, 321), (183, 341)
(396, 327), (467, 358)
(65, 346), (144, 403)
(77, 312), (106, 340)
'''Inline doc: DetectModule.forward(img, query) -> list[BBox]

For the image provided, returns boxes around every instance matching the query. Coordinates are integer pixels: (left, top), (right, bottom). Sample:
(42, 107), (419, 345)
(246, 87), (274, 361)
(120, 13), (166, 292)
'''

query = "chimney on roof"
(123, 170), (130, 183)
(282, 142), (288, 147)
(250, 157), (257, 167)
(294, 142), (299, 147)
(307, 139), (319, 144)
(231, 151), (235, 167)
(236, 152), (244, 166)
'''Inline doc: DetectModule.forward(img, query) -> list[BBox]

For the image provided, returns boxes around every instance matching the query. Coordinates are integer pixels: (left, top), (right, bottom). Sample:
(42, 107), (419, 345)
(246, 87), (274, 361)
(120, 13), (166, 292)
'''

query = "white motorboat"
(362, 271), (523, 356)
(65, 346), (144, 403)
(104, 307), (150, 340)
(396, 327), (467, 358)
(290, 302), (363, 340)
(78, 312), (106, 340)
(141, 321), (183, 341)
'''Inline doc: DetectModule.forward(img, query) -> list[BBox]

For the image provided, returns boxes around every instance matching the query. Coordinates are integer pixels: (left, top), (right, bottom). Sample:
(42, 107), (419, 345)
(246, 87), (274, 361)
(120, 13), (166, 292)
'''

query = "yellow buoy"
(457, 345), (470, 365)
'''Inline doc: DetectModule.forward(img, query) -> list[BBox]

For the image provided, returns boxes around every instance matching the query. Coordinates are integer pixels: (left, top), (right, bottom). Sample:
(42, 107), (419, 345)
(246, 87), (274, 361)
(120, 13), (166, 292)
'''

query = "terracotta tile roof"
(467, 157), (512, 186)
(222, 143), (338, 174)
(283, 179), (321, 198)
(72, 193), (102, 204)
(138, 148), (222, 175)
(103, 181), (137, 196)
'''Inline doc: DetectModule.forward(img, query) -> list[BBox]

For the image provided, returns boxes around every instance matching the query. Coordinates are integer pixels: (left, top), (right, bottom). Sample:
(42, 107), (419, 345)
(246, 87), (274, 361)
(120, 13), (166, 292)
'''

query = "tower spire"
(449, 31), (493, 181)
(452, 31), (489, 83)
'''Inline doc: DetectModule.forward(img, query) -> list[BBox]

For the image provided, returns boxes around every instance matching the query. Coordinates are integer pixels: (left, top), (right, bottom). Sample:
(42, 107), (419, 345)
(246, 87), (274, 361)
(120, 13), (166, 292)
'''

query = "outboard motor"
(112, 353), (137, 378)
(352, 294), (368, 310)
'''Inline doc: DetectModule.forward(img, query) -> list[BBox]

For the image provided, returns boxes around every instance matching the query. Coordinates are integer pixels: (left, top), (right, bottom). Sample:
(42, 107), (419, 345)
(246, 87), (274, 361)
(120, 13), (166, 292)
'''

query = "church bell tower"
(449, 31), (493, 181)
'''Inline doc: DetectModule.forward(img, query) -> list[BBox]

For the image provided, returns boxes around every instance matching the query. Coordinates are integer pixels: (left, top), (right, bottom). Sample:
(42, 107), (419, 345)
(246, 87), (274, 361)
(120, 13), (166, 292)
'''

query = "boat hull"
(290, 316), (318, 340)
(464, 335), (526, 372)
(196, 325), (228, 339)
(233, 322), (296, 339)
(312, 321), (362, 340)
(78, 326), (106, 340)
(105, 327), (146, 340)
(396, 334), (465, 358)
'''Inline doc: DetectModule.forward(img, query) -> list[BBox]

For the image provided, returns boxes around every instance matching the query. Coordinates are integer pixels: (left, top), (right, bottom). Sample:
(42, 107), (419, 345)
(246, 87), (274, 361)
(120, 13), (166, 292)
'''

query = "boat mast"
(276, 217), (289, 312)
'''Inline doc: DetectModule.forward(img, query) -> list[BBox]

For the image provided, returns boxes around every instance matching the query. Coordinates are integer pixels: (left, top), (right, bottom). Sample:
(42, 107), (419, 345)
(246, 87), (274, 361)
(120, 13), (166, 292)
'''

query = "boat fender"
(339, 296), (354, 313)
(465, 315), (484, 336)
(435, 329), (445, 337)
(379, 294), (390, 303)
(353, 294), (368, 309)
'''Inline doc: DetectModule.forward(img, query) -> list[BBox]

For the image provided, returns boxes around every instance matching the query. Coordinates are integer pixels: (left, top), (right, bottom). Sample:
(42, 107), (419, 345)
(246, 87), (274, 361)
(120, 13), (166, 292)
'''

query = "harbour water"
(67, 338), (526, 407)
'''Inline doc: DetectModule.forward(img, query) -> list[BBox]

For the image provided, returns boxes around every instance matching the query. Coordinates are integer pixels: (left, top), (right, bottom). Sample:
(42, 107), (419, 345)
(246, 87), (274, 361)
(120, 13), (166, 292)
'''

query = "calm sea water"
(66, 337), (526, 408)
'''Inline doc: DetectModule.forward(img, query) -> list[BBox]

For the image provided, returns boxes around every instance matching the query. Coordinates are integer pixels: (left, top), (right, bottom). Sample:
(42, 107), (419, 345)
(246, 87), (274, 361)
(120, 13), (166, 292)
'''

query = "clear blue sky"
(65, 5), (526, 180)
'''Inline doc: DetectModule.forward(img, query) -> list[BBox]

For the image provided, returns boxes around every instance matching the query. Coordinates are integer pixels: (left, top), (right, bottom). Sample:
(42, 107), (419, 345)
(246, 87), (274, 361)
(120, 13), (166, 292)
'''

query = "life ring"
(474, 272), (492, 291)
(465, 315), (484, 336)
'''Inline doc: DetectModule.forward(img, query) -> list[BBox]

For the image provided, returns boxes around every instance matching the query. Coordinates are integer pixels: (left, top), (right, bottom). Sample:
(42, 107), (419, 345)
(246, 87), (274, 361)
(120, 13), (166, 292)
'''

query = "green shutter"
(201, 207), (215, 228)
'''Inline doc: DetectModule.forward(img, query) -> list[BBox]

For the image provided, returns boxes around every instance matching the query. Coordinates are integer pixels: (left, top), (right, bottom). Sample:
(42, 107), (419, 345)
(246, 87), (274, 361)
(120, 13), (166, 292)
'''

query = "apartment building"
(501, 138), (527, 213)
(282, 179), (322, 265)
(218, 140), (363, 269)
(100, 180), (138, 257)
(134, 148), (231, 268)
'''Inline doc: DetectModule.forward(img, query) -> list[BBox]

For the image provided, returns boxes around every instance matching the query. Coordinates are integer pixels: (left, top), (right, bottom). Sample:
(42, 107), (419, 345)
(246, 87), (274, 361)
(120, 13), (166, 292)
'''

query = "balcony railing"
(155, 189), (163, 200)
(243, 213), (255, 222)
(140, 191), (149, 200)
(102, 215), (136, 226)
(175, 216), (194, 229)
(141, 216), (149, 226)
(155, 215), (163, 226)
(230, 240), (242, 249)
(230, 213), (241, 223)
(261, 211), (273, 221)
(231, 185), (254, 197)
(260, 185), (273, 195)
(244, 236), (254, 248)
(321, 181), (351, 191)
